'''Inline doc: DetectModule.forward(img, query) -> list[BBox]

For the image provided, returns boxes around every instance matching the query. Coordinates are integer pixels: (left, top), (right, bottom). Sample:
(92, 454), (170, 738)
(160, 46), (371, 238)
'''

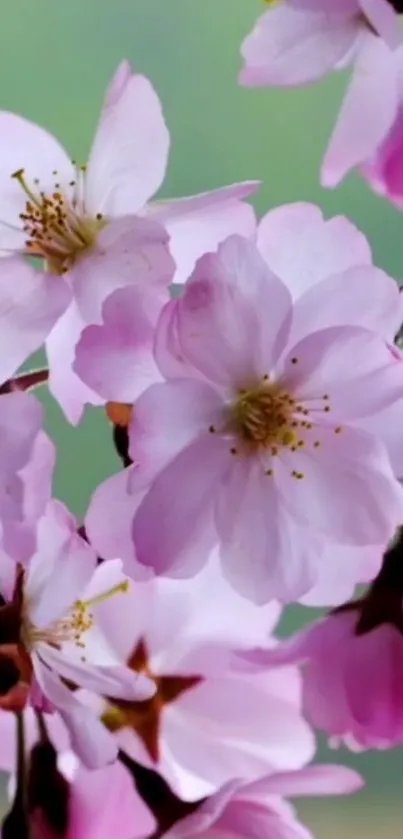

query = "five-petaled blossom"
(0, 501), (155, 768)
(240, 0), (403, 187)
(86, 557), (314, 800)
(0, 60), (258, 424)
(92, 234), (403, 603)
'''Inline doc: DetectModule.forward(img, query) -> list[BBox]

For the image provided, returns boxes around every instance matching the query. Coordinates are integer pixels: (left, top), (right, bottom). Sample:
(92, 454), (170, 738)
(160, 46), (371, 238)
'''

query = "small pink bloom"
(240, 599), (403, 751)
(240, 0), (402, 186)
(125, 235), (403, 603)
(90, 560), (314, 800)
(164, 763), (363, 839)
(0, 501), (155, 768)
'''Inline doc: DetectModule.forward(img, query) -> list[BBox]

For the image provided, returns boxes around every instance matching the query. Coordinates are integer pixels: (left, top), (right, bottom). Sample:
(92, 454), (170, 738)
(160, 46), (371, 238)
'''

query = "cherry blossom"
(94, 234), (403, 602)
(0, 501), (155, 767)
(88, 557), (314, 800)
(240, 0), (403, 187)
(0, 60), (258, 424)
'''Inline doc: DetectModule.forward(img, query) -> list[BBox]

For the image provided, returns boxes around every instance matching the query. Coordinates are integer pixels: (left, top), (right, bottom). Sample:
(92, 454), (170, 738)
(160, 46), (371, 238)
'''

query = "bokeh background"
(1, 0), (402, 833)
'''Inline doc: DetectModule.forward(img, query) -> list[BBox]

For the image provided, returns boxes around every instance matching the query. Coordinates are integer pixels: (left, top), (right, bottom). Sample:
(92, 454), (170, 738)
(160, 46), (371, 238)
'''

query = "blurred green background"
(1, 0), (403, 833)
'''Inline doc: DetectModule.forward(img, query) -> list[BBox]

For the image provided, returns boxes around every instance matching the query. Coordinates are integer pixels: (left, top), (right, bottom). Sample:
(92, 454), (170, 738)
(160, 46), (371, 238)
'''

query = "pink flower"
(0, 710), (155, 839)
(239, 599), (403, 751)
(240, 0), (402, 187)
(163, 763), (363, 839)
(81, 204), (397, 607)
(88, 558), (314, 800)
(0, 59), (259, 424)
(0, 500), (155, 768)
(116, 234), (403, 603)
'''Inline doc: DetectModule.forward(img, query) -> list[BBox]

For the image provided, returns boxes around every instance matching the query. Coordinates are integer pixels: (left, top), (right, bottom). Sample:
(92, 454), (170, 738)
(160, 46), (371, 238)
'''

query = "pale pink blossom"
(163, 763), (363, 839)
(239, 605), (403, 751)
(81, 205), (398, 607)
(0, 500), (155, 767)
(86, 558), (315, 800)
(240, 0), (402, 187)
(0, 59), (258, 423)
(106, 234), (403, 603)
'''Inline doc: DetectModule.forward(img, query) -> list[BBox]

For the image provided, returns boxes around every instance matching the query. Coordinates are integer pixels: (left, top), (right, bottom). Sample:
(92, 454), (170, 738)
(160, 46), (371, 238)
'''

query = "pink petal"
(146, 182), (258, 284)
(70, 761), (155, 839)
(164, 782), (241, 839)
(26, 500), (97, 628)
(154, 299), (198, 380)
(173, 676), (314, 782)
(246, 764), (363, 798)
(322, 33), (400, 186)
(2, 431), (56, 564)
(74, 285), (162, 403)
(32, 662), (118, 768)
(38, 643), (155, 702)
(70, 214), (174, 323)
(0, 258), (71, 382)
(299, 542), (382, 607)
(257, 203), (371, 299)
(361, 105), (403, 205)
(290, 265), (402, 345)
(240, 6), (358, 87)
(359, 0), (401, 46)
(344, 625), (403, 741)
(0, 392), (43, 522)
(281, 325), (403, 420)
(0, 112), (73, 252)
(175, 236), (292, 386)
(46, 301), (104, 425)
(129, 378), (224, 482)
(86, 65), (170, 215)
(274, 425), (403, 545)
(216, 458), (319, 604)
(85, 468), (150, 575)
(132, 434), (229, 575)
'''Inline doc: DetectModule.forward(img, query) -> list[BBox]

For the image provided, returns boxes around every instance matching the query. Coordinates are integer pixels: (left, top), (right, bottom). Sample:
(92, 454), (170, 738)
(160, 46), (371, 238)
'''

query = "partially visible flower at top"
(163, 762), (363, 839)
(0, 500), (155, 768)
(240, 0), (403, 187)
(0, 59), (258, 424)
(102, 233), (403, 603)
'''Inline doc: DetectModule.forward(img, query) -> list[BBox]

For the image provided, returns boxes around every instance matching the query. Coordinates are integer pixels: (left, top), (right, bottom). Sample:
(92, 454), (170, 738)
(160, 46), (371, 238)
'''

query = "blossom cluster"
(1, 1), (403, 837)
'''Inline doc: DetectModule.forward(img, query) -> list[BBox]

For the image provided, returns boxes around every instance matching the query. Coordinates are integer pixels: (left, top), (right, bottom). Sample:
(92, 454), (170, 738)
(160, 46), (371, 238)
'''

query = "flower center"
(22, 580), (129, 655)
(230, 379), (299, 453)
(12, 167), (106, 275)
(102, 639), (202, 762)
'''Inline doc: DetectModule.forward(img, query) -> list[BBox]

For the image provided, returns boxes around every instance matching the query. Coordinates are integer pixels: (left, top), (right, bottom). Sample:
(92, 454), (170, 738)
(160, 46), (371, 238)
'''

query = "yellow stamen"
(76, 580), (129, 611)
